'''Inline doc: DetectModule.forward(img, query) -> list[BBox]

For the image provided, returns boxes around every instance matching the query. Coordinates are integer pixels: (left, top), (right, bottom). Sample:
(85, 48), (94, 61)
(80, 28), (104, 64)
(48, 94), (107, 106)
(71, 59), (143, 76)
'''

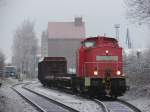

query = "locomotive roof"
(81, 36), (119, 47)
(83, 36), (118, 42)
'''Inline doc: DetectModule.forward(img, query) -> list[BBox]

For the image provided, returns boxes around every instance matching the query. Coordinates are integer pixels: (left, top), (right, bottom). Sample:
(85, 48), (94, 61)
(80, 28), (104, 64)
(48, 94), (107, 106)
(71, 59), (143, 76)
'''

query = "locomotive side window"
(83, 41), (95, 48)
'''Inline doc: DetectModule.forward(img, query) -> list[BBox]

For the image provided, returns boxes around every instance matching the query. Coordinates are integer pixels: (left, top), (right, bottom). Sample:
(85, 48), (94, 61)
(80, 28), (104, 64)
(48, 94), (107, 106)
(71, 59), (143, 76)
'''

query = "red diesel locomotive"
(38, 36), (127, 97)
(75, 36), (126, 96)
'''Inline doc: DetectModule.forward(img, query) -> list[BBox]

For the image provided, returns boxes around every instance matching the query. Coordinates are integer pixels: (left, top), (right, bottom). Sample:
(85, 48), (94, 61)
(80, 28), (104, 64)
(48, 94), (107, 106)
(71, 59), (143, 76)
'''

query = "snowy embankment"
(26, 83), (103, 112)
(0, 78), (38, 112)
(120, 84), (150, 112)
(123, 48), (150, 112)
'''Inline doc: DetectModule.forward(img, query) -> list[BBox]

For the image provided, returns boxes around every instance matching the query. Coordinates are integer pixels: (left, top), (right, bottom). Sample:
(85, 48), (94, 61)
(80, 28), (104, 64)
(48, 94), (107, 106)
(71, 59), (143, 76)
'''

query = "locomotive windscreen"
(96, 56), (118, 61)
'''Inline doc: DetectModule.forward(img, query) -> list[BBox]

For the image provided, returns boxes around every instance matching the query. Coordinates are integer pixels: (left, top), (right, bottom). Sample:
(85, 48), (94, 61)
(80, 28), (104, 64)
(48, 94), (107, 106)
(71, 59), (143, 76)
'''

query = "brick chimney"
(74, 17), (82, 26)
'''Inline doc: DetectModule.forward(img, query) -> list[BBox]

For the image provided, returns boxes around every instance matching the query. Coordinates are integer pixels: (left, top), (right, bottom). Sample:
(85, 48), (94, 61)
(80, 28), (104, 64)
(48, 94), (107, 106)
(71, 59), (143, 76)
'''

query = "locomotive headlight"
(105, 50), (109, 54)
(116, 70), (121, 75)
(94, 70), (98, 76)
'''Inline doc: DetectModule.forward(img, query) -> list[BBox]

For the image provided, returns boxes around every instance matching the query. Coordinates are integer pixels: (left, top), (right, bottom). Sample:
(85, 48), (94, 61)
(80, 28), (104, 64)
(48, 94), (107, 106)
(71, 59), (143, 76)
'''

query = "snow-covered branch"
(125, 0), (150, 25)
(124, 49), (150, 86)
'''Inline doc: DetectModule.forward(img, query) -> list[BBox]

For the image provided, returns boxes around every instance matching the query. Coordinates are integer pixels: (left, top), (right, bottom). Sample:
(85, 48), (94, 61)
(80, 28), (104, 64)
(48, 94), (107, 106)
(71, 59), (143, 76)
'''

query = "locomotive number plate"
(96, 56), (118, 61)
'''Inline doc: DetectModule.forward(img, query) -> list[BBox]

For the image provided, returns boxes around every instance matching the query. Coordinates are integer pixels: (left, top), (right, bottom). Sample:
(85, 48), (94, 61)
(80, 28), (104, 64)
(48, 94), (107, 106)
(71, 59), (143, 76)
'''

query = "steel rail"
(94, 98), (142, 112)
(11, 85), (46, 112)
(26, 83), (108, 112)
(117, 99), (142, 112)
(23, 85), (79, 112)
(27, 82), (141, 112)
(12, 83), (79, 112)
(93, 99), (109, 112)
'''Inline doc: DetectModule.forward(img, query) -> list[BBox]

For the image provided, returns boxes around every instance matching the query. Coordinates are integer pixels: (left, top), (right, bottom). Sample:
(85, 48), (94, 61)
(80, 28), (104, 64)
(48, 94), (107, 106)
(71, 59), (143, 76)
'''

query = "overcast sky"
(0, 0), (150, 62)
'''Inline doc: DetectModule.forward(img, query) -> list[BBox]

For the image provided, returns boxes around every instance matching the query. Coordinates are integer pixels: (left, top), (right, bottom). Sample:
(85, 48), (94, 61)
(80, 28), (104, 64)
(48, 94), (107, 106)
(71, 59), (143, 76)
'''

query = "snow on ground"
(1, 78), (150, 112)
(0, 78), (38, 112)
(120, 84), (150, 112)
(30, 82), (150, 112)
(26, 83), (103, 112)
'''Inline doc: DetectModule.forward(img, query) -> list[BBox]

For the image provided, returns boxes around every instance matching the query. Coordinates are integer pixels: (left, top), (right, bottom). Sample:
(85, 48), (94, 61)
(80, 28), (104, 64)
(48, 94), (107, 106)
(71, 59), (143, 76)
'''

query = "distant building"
(4, 66), (17, 77)
(41, 17), (86, 70)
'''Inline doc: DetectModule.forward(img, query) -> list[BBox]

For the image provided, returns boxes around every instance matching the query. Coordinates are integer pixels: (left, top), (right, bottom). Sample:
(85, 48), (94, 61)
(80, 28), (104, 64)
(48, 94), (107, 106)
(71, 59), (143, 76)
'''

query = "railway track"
(20, 82), (142, 112)
(12, 83), (79, 112)
(24, 83), (105, 112)
(94, 98), (142, 112)
(44, 86), (141, 112)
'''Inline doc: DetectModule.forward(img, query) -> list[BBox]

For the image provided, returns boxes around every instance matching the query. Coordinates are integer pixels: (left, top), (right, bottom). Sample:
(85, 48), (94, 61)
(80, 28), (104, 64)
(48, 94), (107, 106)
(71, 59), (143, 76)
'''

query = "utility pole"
(126, 28), (132, 49)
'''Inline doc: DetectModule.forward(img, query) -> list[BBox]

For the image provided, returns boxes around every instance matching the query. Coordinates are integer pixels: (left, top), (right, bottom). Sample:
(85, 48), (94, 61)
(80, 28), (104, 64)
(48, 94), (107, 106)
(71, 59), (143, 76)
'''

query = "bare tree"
(124, 49), (150, 87)
(12, 20), (38, 79)
(0, 50), (5, 77)
(125, 0), (150, 25)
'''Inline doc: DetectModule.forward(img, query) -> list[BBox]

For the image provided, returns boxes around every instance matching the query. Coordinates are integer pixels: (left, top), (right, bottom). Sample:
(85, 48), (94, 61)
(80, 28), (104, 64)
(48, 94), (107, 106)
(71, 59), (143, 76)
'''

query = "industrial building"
(41, 17), (86, 71)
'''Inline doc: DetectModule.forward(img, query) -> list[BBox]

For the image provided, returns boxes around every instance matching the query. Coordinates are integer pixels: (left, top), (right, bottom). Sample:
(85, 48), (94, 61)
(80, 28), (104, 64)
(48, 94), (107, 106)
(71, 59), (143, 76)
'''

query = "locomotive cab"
(82, 41), (96, 48)
(76, 36), (127, 97)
